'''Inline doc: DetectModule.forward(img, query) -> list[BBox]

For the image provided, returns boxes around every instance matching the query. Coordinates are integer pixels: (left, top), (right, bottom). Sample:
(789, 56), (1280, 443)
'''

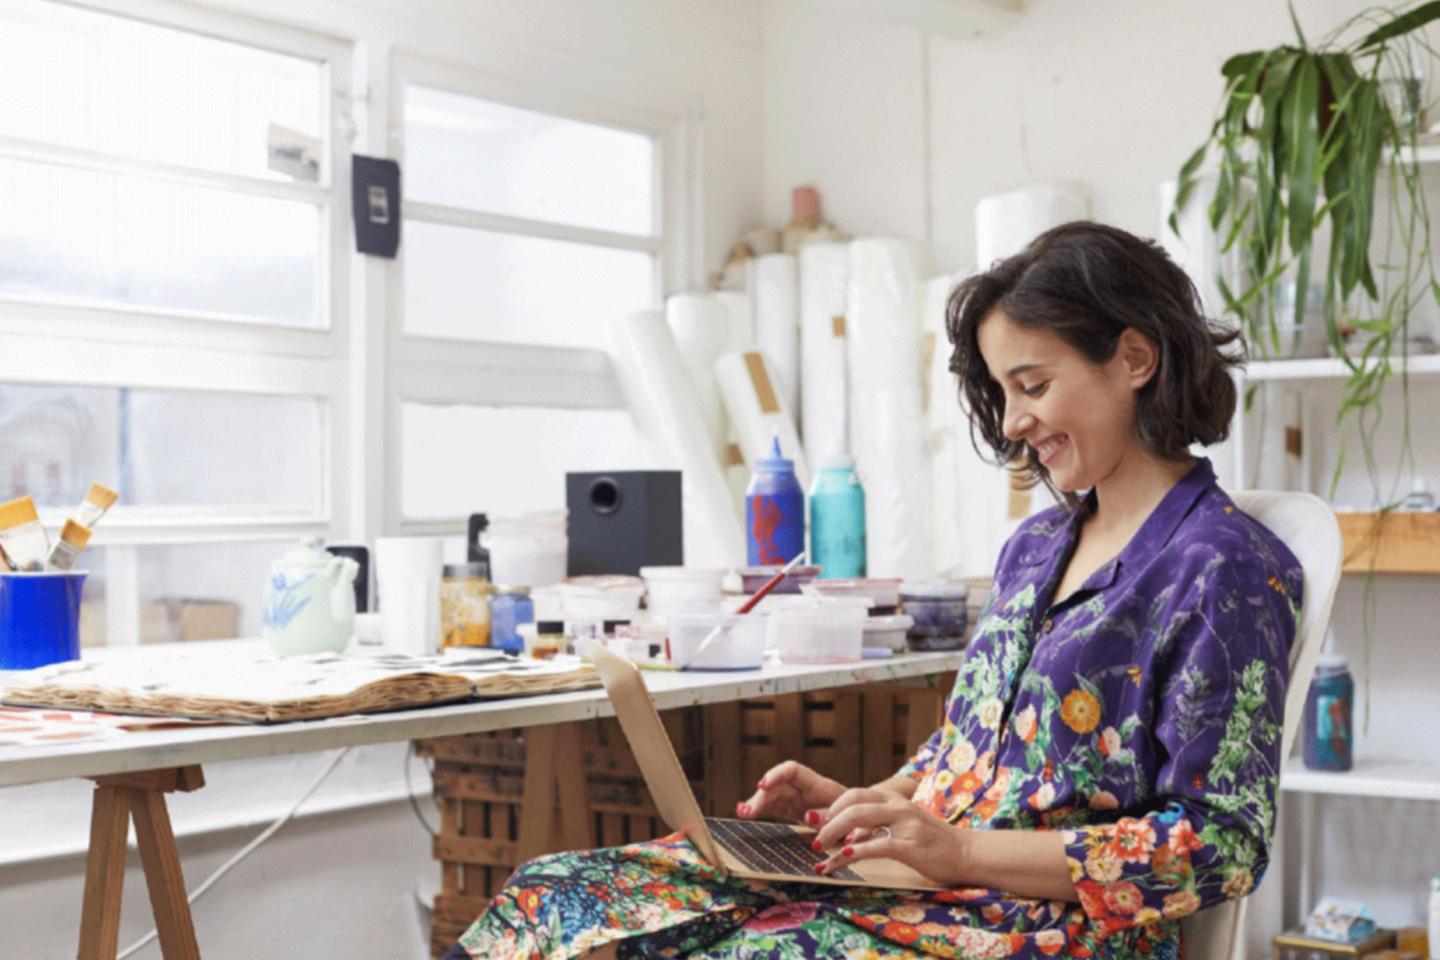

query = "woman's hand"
(735, 760), (846, 824)
(810, 790), (969, 886)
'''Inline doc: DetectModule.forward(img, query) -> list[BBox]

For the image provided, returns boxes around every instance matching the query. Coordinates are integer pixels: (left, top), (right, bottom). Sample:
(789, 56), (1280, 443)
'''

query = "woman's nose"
(1003, 404), (1034, 443)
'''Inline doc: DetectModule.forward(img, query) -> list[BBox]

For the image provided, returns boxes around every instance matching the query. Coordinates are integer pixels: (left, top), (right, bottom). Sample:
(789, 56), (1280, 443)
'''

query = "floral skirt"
(443, 832), (1179, 960)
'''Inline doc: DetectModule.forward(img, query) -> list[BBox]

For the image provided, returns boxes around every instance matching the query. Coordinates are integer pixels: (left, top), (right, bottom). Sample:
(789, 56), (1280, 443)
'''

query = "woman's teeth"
(1037, 435), (1068, 465)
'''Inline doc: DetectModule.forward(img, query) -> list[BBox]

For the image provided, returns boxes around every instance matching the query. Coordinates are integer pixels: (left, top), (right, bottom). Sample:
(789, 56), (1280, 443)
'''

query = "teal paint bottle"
(809, 455), (866, 579)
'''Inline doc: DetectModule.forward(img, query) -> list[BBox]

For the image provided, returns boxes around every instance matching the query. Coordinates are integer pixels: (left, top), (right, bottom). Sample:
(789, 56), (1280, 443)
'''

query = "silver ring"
(872, 825), (892, 840)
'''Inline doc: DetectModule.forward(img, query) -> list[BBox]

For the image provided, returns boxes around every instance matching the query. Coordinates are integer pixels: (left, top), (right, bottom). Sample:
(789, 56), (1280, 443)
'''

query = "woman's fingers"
(821, 787), (895, 825)
(816, 835), (894, 874)
(812, 801), (895, 851)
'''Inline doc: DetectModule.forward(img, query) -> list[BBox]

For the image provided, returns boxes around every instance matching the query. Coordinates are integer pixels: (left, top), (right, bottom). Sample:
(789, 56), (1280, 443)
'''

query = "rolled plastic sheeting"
(846, 238), (932, 579)
(715, 350), (811, 492)
(607, 310), (744, 567)
(974, 182), (1088, 270)
(666, 293), (733, 457)
(799, 241), (850, 465)
(922, 273), (962, 576)
(747, 253), (800, 417)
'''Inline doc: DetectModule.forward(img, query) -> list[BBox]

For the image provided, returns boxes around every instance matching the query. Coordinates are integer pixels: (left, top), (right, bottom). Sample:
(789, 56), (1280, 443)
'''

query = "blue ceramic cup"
(0, 571), (87, 670)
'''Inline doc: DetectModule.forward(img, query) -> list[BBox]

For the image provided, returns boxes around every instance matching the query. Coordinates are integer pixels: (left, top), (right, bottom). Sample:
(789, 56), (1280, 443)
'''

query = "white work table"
(0, 645), (965, 788)
(0, 641), (963, 960)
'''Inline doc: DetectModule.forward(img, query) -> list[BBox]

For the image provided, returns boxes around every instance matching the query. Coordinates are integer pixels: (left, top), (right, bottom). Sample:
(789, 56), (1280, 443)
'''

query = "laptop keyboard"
(706, 817), (863, 881)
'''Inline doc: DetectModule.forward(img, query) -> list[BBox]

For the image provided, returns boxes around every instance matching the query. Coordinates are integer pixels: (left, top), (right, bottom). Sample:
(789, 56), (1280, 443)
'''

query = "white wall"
(0, 2), (765, 957)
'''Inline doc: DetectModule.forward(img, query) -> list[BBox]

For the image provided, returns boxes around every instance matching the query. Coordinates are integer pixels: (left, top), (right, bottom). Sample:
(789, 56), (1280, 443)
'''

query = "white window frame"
(0, 0), (355, 645)
(386, 50), (704, 536)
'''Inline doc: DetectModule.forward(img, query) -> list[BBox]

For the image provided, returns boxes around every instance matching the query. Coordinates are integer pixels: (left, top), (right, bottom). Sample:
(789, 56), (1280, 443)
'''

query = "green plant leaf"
(1288, 0), (1308, 48)
(1356, 0), (1440, 51)
(1286, 55), (1321, 259)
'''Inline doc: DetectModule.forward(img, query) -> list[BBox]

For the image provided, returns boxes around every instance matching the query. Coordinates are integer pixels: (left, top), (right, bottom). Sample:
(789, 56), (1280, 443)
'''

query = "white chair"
(1178, 491), (1343, 960)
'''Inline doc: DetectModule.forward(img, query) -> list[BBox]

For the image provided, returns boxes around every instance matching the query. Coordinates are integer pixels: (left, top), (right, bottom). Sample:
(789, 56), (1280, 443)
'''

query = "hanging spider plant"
(1172, 1), (1440, 501)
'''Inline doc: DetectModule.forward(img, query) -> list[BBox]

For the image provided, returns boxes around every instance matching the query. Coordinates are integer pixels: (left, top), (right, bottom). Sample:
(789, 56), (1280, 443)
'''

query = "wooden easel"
(77, 765), (206, 960)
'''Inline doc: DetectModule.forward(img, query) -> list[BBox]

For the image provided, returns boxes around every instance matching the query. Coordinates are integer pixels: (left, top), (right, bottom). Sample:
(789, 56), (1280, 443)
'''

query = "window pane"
(0, 157), (320, 325)
(401, 403), (652, 520)
(403, 220), (654, 347)
(138, 541), (291, 643)
(404, 84), (654, 236)
(0, 385), (323, 513)
(0, 0), (325, 182)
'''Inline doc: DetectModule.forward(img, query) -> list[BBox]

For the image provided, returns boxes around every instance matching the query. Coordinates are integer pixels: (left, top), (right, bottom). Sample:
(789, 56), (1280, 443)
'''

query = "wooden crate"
(418, 709), (704, 958)
(703, 676), (955, 817)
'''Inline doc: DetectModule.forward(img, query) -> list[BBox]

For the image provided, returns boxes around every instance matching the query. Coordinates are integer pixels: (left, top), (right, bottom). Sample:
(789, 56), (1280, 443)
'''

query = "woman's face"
(976, 309), (1154, 493)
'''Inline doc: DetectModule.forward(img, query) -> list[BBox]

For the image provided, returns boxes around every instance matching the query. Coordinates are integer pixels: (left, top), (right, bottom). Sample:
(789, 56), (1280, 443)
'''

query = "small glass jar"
(440, 562), (492, 648)
(520, 620), (566, 660)
(490, 586), (534, 654)
(899, 580), (969, 651)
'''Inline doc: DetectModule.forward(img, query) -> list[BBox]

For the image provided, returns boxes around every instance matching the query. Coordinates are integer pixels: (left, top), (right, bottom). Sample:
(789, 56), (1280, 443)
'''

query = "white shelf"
(1243, 354), (1440, 382)
(1281, 756), (1440, 802)
(1388, 142), (1440, 165)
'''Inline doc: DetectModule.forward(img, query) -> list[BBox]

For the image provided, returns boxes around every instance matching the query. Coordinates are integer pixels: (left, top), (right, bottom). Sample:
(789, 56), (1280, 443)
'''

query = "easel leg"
(77, 766), (206, 960)
(77, 785), (130, 960)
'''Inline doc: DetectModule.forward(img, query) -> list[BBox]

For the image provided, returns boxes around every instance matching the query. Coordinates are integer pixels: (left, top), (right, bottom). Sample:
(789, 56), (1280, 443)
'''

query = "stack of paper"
(1, 646), (598, 724)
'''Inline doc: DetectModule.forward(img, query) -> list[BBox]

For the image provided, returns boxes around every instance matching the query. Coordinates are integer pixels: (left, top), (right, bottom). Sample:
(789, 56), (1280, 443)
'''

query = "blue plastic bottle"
(809, 455), (866, 579)
(745, 435), (805, 567)
(1303, 652), (1354, 772)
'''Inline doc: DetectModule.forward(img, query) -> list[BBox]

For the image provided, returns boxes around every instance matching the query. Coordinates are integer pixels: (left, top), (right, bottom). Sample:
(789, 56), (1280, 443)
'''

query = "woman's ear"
(1116, 328), (1159, 390)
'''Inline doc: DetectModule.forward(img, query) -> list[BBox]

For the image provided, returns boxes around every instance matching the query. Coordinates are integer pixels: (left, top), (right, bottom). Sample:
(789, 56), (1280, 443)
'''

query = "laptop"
(590, 643), (941, 890)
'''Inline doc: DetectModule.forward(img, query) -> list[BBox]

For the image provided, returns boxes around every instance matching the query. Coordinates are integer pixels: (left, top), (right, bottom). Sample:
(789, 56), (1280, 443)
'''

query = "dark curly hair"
(945, 220), (1243, 503)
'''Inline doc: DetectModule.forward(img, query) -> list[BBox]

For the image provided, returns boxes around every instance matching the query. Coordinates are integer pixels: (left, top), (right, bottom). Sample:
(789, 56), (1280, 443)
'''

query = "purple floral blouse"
(901, 456), (1303, 952)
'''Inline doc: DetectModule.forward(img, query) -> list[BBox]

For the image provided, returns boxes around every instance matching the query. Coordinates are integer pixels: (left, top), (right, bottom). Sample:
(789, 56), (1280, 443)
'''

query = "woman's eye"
(1021, 381), (1049, 397)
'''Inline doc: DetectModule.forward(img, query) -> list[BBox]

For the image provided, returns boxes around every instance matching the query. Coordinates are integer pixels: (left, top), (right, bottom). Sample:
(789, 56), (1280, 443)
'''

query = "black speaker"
(566, 471), (683, 576)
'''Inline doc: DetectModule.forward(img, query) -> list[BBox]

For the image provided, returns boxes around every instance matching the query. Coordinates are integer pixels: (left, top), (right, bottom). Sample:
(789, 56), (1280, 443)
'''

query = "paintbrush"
(676, 550), (807, 670)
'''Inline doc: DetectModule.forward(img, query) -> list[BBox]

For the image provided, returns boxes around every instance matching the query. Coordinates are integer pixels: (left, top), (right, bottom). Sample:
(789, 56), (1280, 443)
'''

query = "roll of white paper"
(845, 238), (932, 579)
(799, 241), (850, 465)
(747, 253), (800, 416)
(712, 290), (753, 351)
(666, 293), (733, 457)
(922, 273), (962, 576)
(715, 349), (811, 492)
(375, 536), (443, 656)
(607, 310), (745, 567)
(974, 182), (1088, 270)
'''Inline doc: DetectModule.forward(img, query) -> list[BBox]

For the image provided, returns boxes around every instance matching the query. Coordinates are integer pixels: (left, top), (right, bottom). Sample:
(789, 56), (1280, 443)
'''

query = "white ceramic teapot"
(262, 537), (359, 656)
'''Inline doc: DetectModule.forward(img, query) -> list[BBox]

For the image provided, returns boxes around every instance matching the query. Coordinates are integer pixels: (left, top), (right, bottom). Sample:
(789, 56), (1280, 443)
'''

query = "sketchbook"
(0, 645), (598, 724)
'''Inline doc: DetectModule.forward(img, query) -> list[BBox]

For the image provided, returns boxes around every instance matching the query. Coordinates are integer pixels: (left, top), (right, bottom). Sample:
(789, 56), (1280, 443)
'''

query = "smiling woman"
(445, 222), (1304, 960)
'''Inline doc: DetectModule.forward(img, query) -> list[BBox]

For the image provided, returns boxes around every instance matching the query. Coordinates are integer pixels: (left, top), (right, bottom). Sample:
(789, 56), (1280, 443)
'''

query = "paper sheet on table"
(1, 647), (598, 724)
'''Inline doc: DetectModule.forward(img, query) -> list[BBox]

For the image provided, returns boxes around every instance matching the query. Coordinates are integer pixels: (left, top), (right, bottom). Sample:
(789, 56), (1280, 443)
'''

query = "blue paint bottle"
(809, 455), (866, 579)
(1303, 652), (1354, 772)
(745, 435), (805, 567)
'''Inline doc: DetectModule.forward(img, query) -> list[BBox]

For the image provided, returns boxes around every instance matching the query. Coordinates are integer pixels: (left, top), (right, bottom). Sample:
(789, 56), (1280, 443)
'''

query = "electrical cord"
(115, 747), (351, 960)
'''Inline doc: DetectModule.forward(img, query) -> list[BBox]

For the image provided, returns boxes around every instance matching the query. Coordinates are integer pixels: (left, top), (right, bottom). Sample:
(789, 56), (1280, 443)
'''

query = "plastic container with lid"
(809, 454), (867, 579)
(641, 566), (727, 617)
(737, 564), (821, 595)
(862, 613), (914, 653)
(440, 561), (492, 648)
(801, 577), (902, 612)
(483, 510), (568, 590)
(768, 598), (868, 663)
(667, 612), (766, 670)
(1303, 650), (1354, 772)
(899, 580), (969, 651)
(745, 434), (805, 566)
(559, 575), (646, 620)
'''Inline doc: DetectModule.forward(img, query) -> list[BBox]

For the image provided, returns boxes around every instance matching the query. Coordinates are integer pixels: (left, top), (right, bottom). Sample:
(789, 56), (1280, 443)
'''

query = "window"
(391, 56), (688, 529)
(0, 0), (351, 646)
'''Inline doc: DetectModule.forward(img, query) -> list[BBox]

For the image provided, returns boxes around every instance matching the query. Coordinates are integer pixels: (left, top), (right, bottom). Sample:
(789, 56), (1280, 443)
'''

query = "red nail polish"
(842, 846), (854, 857)
(756, 778), (765, 789)
(805, 811), (820, 826)
(811, 838), (822, 852)
(735, 803), (746, 816)
(813, 863), (825, 874)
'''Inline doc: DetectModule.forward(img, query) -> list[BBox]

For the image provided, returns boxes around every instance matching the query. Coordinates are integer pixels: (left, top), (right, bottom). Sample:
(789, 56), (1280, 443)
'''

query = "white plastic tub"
(559, 575), (645, 620)
(484, 510), (568, 589)
(800, 578), (902, 610)
(862, 613), (914, 652)
(768, 599), (868, 663)
(667, 612), (766, 670)
(641, 566), (727, 617)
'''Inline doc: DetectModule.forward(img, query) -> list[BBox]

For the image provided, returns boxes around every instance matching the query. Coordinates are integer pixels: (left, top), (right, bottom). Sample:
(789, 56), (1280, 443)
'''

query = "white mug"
(374, 536), (443, 656)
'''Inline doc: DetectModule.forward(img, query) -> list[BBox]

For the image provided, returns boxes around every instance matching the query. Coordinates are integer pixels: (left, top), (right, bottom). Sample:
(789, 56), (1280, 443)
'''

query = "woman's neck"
(1087, 450), (1195, 539)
